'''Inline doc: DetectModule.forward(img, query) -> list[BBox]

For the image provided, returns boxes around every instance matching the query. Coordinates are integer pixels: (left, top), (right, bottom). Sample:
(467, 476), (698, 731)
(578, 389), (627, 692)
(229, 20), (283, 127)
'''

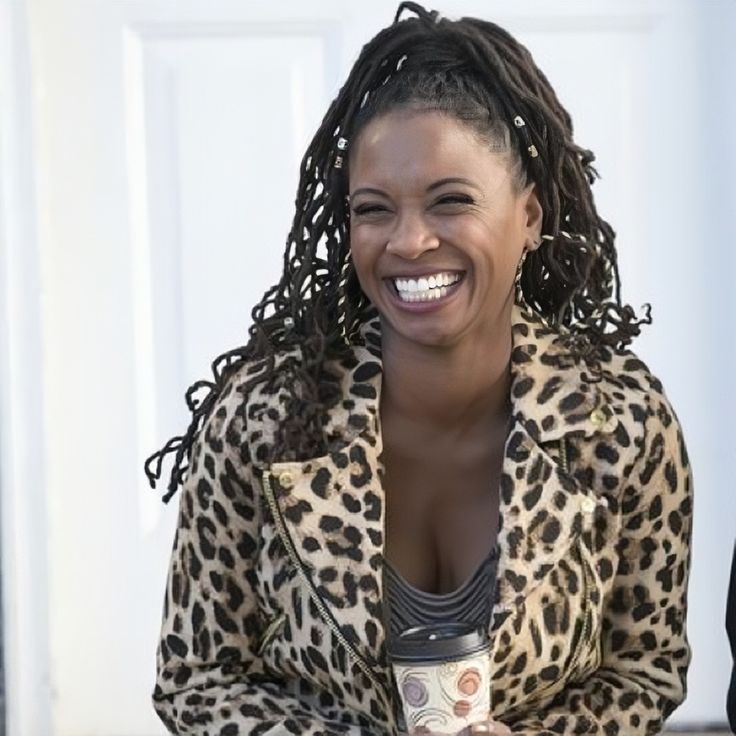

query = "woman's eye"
(352, 204), (388, 215)
(351, 195), (472, 216)
(436, 194), (474, 206)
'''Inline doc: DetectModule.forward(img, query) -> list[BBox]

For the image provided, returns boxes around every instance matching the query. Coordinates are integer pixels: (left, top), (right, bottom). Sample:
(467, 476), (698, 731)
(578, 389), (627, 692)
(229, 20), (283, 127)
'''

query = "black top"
(383, 545), (499, 638)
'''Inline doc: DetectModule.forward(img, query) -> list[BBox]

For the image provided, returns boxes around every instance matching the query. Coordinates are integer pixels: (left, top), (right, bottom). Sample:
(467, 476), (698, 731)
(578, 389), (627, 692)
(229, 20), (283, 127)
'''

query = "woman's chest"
(381, 446), (503, 594)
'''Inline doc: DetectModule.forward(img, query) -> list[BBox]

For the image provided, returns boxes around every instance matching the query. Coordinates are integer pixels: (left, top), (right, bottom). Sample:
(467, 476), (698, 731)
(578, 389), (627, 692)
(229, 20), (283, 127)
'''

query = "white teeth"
(405, 288), (441, 302)
(392, 272), (461, 301)
(392, 272), (461, 303)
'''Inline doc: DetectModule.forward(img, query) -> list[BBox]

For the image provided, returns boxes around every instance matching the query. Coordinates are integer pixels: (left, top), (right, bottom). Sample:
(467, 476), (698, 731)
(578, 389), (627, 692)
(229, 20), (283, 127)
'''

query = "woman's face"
(348, 109), (542, 351)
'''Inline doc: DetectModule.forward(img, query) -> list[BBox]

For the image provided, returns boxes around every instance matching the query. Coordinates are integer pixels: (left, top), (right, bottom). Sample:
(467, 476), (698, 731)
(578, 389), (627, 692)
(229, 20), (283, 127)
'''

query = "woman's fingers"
(408, 716), (511, 735)
(468, 718), (511, 734)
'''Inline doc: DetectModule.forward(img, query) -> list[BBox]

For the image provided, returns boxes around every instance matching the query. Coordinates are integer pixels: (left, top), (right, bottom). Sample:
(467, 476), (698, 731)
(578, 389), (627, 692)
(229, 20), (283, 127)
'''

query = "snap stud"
(581, 497), (596, 514)
(589, 408), (607, 427)
(278, 471), (294, 489)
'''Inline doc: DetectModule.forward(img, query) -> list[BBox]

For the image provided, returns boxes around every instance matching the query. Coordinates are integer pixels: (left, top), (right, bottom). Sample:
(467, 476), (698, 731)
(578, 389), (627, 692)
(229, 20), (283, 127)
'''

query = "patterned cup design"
(457, 668), (481, 696)
(452, 699), (472, 717)
(392, 654), (491, 734)
(402, 676), (429, 708)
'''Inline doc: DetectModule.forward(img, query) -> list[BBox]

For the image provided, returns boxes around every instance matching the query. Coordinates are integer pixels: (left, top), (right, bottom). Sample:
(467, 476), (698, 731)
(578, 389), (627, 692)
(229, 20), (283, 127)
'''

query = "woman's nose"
(386, 211), (440, 258)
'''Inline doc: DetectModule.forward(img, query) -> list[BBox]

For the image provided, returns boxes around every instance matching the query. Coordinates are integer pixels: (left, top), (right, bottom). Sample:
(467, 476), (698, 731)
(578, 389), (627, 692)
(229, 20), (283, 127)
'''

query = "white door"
(2, 0), (733, 733)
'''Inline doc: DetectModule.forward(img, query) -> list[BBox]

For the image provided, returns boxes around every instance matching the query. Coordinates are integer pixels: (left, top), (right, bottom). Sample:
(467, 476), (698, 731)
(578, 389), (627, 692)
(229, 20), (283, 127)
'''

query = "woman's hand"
(409, 715), (511, 735)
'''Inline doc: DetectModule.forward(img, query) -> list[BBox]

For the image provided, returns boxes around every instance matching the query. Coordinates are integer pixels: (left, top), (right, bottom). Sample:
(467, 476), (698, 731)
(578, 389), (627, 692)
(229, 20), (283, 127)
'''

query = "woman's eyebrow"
(351, 177), (480, 199)
(350, 187), (387, 199)
(426, 177), (479, 192)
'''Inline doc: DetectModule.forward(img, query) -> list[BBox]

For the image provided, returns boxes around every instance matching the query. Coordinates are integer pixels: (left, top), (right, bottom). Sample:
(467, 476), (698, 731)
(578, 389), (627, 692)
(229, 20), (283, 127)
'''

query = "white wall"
(0, 1), (733, 733)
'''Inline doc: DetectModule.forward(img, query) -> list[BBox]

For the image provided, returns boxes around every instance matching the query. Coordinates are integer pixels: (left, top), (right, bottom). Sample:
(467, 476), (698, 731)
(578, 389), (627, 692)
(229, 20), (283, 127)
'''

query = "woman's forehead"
(348, 110), (512, 191)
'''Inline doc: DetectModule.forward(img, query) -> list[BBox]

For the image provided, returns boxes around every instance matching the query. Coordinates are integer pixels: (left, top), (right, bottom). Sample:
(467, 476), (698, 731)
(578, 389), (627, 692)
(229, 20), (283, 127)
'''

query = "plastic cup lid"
(388, 623), (490, 664)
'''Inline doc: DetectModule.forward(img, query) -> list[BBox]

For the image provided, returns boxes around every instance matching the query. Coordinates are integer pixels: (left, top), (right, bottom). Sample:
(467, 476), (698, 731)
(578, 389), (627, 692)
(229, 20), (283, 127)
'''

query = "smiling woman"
(145, 3), (693, 735)
(348, 110), (541, 353)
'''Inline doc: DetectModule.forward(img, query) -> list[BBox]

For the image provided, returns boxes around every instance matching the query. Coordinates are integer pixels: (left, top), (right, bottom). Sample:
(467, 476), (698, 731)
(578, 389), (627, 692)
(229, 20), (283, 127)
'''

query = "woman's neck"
(378, 324), (513, 448)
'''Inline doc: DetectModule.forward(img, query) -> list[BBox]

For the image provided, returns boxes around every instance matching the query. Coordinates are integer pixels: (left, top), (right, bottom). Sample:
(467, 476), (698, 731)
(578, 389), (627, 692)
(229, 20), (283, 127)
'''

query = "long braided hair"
(145, 1), (651, 502)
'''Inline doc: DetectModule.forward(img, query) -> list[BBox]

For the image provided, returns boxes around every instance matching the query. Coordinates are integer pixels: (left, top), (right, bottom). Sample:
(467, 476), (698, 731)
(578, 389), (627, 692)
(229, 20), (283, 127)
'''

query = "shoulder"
(200, 341), (334, 468)
(599, 342), (685, 430)
(190, 354), (280, 470)
(594, 342), (691, 490)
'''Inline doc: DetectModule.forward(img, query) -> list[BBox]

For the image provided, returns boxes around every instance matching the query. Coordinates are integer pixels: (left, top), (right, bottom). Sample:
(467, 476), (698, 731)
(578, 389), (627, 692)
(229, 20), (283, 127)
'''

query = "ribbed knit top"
(383, 546), (499, 637)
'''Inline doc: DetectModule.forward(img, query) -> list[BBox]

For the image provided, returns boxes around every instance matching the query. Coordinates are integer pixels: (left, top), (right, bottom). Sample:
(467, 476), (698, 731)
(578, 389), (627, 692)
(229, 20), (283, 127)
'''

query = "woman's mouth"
(384, 271), (466, 311)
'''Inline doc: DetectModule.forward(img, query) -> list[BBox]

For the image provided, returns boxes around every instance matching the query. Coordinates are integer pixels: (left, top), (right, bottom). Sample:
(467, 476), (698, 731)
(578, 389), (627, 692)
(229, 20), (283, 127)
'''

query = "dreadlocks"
(145, 1), (651, 502)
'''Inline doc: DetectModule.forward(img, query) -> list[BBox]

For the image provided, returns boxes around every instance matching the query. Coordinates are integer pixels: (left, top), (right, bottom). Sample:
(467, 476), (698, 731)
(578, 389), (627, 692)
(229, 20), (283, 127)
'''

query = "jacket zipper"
(559, 437), (569, 474)
(568, 541), (593, 676)
(261, 470), (395, 726)
(255, 611), (287, 657)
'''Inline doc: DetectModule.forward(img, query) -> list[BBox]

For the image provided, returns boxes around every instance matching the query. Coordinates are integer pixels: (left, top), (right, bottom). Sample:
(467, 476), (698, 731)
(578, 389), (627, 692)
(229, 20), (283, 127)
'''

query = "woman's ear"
(522, 182), (543, 251)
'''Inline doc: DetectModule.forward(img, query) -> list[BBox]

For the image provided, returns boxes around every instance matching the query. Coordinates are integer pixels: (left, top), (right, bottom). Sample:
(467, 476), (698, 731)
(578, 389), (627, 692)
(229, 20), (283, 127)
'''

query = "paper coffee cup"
(388, 623), (491, 735)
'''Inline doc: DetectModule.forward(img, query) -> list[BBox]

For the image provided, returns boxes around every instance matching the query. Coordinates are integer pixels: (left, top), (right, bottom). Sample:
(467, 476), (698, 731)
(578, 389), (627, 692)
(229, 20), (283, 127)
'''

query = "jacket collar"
(247, 301), (615, 467)
(303, 300), (613, 462)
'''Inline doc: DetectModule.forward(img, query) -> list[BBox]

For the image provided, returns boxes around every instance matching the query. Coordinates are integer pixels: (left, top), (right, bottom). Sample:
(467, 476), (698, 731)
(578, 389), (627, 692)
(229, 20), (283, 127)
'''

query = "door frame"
(0, 0), (53, 734)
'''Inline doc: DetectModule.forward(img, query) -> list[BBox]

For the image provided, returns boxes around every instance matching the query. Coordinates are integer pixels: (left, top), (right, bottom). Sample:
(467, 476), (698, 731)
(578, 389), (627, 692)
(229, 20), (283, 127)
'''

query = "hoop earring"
(514, 249), (529, 306)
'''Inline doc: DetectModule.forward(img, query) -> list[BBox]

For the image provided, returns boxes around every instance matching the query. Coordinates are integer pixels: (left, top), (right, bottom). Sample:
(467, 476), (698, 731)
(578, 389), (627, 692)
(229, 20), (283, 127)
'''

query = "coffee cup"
(388, 623), (491, 735)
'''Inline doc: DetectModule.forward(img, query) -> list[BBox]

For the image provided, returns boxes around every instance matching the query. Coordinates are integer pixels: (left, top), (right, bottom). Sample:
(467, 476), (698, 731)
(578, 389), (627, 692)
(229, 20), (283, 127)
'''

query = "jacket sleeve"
(152, 394), (372, 735)
(507, 391), (693, 735)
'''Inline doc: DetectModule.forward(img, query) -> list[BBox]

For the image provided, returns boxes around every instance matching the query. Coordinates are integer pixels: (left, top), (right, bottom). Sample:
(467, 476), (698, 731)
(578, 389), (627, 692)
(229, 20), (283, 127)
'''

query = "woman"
(145, 4), (693, 734)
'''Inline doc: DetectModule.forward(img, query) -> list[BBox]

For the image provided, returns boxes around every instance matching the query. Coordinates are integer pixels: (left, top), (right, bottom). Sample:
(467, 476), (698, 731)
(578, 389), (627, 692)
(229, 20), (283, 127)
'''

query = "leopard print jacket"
(153, 302), (693, 735)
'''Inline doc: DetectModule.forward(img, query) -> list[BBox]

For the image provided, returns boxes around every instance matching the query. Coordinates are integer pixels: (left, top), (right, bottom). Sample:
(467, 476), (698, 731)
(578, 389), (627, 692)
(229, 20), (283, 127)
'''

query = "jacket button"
(589, 408), (607, 427)
(278, 471), (294, 489)
(581, 496), (596, 514)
